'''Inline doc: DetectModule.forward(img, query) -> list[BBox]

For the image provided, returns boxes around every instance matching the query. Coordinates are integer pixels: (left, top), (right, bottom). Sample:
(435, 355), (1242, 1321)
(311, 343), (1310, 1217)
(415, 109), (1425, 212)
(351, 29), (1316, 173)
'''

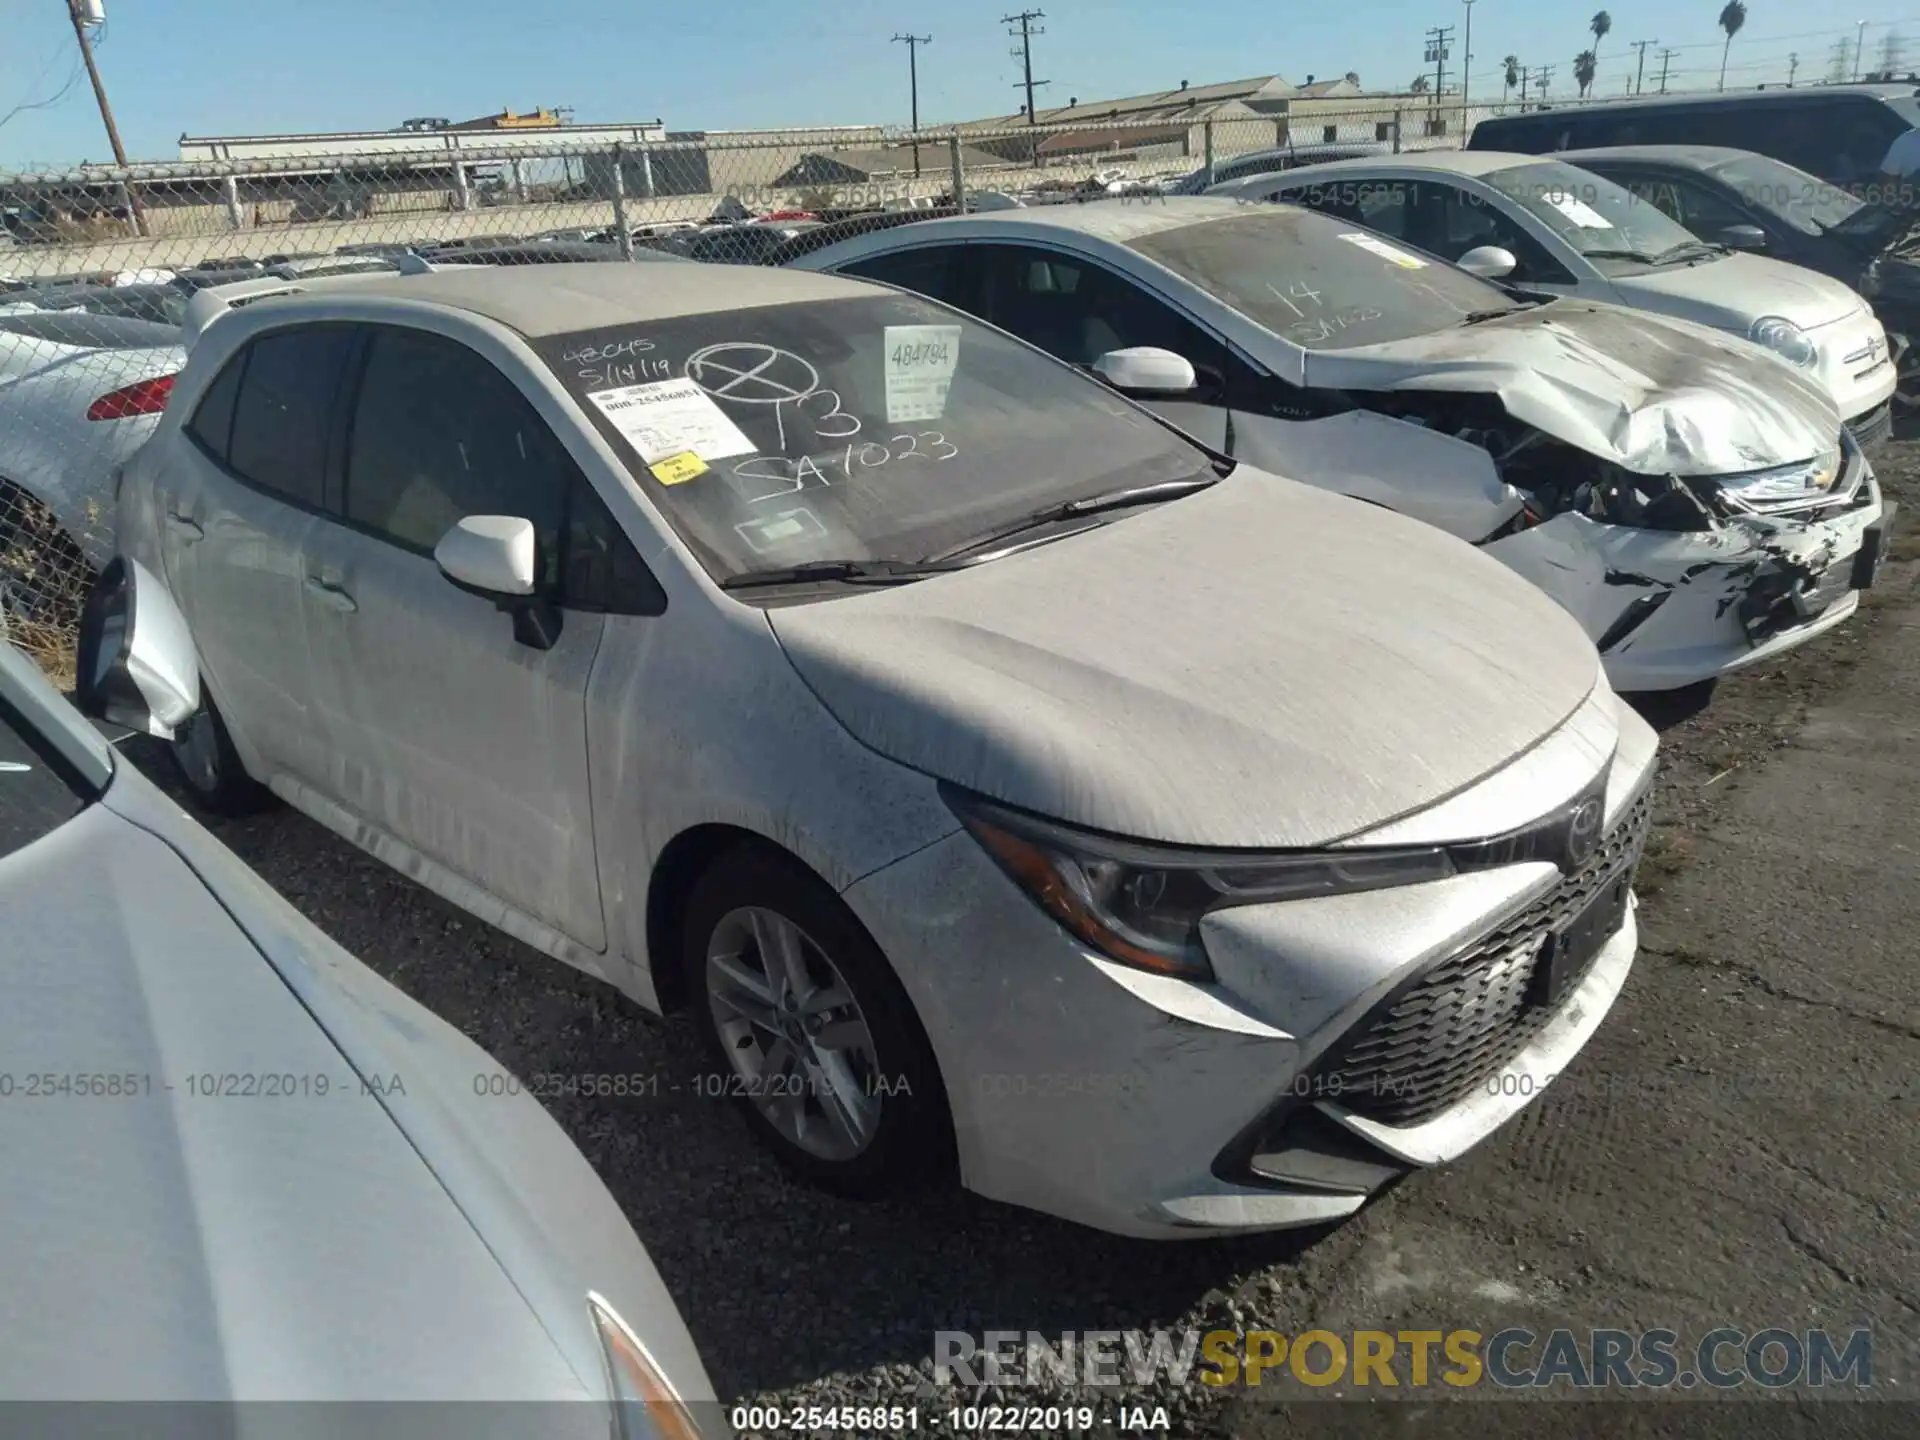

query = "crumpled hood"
(770, 471), (1605, 848)
(1305, 299), (1838, 477)
(1609, 251), (1865, 331)
(0, 801), (593, 1406)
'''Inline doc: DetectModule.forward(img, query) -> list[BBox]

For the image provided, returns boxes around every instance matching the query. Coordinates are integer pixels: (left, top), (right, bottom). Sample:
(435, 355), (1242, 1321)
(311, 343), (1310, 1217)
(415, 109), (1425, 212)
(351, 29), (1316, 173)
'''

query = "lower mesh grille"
(1319, 785), (1654, 1126)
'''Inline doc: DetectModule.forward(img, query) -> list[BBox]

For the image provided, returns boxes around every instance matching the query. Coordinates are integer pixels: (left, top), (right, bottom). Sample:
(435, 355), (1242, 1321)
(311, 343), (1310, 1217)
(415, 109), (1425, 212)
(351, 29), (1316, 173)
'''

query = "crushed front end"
(1472, 422), (1894, 693)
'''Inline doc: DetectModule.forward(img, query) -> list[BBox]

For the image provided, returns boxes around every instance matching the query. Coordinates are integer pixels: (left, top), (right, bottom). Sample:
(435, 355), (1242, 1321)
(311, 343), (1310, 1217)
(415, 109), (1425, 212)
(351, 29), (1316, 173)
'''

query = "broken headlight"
(944, 786), (1455, 981)
(1749, 315), (1818, 369)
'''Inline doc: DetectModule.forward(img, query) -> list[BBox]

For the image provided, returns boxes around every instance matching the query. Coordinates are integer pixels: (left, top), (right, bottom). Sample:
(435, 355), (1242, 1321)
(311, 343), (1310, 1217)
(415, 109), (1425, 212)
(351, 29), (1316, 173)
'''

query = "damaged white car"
(793, 199), (1898, 693)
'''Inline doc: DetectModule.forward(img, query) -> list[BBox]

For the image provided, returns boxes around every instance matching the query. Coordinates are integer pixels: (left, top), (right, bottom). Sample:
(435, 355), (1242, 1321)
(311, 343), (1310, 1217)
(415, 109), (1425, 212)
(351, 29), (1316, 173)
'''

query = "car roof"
(1557, 144), (1774, 170)
(201, 261), (879, 338)
(828, 195), (1260, 247)
(1255, 149), (1546, 181)
(1479, 82), (1920, 120)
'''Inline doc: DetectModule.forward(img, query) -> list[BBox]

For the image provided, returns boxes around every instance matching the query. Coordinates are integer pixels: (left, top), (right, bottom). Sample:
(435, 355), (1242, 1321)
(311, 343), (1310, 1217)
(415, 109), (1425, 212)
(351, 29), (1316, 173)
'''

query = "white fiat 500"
(793, 198), (1896, 695)
(109, 262), (1657, 1239)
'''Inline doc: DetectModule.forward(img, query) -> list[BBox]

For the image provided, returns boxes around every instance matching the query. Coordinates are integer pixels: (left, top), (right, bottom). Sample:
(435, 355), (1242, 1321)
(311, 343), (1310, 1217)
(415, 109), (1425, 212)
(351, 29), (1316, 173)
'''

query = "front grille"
(1847, 402), (1894, 451)
(1317, 785), (1654, 1127)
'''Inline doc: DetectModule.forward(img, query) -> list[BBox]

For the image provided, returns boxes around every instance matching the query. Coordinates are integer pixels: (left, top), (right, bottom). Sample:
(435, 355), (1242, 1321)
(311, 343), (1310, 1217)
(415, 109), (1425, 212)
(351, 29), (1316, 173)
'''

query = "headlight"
(1749, 315), (1818, 368)
(590, 1292), (711, 1440)
(945, 787), (1455, 981)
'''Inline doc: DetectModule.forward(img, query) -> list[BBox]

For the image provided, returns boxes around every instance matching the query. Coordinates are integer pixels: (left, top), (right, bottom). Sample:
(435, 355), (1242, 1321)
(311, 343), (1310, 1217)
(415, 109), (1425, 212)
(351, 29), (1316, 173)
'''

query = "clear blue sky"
(5, 0), (1920, 167)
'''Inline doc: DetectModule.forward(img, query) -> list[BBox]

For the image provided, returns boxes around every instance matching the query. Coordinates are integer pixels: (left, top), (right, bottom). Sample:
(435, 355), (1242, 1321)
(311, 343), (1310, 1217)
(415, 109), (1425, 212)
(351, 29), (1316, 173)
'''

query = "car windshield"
(535, 291), (1214, 584)
(1486, 160), (1702, 264)
(1126, 208), (1523, 349)
(0, 690), (89, 863)
(1705, 154), (1867, 237)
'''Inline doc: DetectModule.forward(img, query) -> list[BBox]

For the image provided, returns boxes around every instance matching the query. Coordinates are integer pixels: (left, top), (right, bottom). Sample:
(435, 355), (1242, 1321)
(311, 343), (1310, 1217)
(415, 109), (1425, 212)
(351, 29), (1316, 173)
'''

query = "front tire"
(170, 696), (277, 816)
(681, 842), (951, 1196)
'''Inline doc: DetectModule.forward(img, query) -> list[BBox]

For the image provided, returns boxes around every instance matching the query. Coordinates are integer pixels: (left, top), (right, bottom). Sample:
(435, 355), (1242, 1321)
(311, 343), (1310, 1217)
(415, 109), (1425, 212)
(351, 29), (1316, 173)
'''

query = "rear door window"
(225, 325), (357, 507)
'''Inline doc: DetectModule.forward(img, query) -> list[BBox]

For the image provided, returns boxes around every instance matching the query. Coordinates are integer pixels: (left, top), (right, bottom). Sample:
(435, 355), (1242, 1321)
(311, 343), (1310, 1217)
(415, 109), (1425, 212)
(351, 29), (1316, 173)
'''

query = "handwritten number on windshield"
(799, 388), (861, 438)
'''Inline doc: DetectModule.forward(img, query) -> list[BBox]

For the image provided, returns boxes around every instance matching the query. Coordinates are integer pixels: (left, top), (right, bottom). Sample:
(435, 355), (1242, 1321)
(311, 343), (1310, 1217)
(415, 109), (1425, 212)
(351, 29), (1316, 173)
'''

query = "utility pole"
(892, 33), (932, 177)
(1856, 20), (1869, 82)
(1460, 0), (1475, 131)
(1657, 48), (1677, 93)
(1003, 8), (1049, 169)
(1631, 39), (1657, 95)
(1788, 52), (1800, 86)
(1425, 24), (1455, 106)
(1533, 64), (1554, 102)
(1004, 10), (1049, 126)
(65, 0), (145, 235)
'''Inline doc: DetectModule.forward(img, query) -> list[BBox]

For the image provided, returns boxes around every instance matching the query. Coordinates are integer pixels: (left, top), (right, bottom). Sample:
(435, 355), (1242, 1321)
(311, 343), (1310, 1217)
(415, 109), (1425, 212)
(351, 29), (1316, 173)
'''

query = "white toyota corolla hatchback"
(110, 262), (1658, 1238)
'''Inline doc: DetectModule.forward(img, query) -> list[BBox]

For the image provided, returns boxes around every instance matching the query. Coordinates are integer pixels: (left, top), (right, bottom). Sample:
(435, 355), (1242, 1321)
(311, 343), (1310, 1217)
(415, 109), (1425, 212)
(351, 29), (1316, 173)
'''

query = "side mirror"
(434, 515), (561, 651)
(1457, 245), (1519, 279)
(1717, 223), (1768, 252)
(1092, 347), (1198, 395)
(74, 557), (200, 740)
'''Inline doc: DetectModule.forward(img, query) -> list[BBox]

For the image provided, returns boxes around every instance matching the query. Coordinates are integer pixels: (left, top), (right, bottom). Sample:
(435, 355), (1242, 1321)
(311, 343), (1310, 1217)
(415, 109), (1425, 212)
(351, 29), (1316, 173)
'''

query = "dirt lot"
(114, 443), (1920, 1438)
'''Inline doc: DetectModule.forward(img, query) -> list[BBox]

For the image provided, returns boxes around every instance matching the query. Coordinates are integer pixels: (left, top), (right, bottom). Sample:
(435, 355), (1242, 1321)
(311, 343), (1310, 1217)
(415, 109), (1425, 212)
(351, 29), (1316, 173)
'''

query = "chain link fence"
(0, 99), (1498, 684)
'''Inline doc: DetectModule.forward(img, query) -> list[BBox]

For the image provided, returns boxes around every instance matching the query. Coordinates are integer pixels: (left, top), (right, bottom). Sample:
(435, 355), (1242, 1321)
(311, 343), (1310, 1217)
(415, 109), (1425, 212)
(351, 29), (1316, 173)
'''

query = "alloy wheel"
(705, 905), (882, 1162)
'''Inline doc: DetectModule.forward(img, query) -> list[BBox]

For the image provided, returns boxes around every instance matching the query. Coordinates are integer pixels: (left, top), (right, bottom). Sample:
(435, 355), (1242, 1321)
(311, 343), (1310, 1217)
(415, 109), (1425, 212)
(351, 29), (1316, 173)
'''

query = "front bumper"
(842, 749), (1653, 1238)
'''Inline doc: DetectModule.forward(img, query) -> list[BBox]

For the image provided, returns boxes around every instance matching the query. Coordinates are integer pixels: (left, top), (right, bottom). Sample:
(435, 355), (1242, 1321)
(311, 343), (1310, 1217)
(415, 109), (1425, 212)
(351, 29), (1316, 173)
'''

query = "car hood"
(1303, 299), (1838, 477)
(1607, 250), (1866, 331)
(0, 799), (597, 1409)
(769, 470), (1605, 849)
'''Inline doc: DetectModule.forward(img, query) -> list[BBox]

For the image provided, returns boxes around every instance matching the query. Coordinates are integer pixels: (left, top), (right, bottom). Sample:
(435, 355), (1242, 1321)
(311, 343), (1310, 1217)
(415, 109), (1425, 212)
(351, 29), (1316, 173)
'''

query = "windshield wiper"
(1580, 247), (1666, 263)
(1648, 240), (1726, 264)
(928, 476), (1220, 562)
(1460, 308), (1521, 325)
(719, 557), (972, 591)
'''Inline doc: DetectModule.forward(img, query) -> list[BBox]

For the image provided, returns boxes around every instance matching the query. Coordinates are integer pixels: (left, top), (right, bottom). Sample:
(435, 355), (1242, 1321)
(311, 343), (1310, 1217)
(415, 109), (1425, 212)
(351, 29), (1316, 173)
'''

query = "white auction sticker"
(1337, 232), (1428, 269)
(586, 377), (756, 465)
(1543, 191), (1612, 229)
(884, 325), (962, 423)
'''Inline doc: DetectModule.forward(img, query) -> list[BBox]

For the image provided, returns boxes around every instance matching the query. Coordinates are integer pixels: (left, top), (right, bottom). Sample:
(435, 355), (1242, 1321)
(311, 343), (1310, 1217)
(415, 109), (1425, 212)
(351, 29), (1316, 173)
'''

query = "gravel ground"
(114, 440), (1920, 1440)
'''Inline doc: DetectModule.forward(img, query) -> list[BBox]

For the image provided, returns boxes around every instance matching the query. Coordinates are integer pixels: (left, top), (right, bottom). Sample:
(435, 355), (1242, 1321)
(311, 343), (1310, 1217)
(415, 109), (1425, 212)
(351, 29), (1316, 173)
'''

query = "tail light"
(87, 374), (176, 421)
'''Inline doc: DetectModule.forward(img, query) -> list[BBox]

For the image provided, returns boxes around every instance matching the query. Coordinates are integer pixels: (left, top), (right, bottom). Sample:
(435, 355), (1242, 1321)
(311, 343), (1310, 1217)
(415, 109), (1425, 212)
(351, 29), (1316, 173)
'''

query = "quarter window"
(186, 349), (246, 464)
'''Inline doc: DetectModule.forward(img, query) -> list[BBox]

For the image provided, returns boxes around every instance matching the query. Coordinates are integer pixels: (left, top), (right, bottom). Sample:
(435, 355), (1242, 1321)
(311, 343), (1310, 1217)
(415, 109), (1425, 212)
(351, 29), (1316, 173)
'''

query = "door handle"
(165, 511), (204, 541)
(303, 575), (358, 613)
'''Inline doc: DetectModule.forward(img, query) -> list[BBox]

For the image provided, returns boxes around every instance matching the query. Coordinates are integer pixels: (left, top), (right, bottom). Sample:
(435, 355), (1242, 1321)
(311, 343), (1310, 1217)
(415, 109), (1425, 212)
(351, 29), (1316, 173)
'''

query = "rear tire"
(680, 842), (952, 1197)
(170, 696), (277, 816)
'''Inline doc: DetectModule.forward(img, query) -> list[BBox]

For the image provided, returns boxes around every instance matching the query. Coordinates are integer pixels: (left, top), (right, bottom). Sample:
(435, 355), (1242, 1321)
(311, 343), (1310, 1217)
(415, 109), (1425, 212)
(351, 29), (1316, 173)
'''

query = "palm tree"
(1575, 48), (1598, 97)
(1718, 0), (1747, 90)
(1503, 53), (1521, 103)
(1590, 11), (1613, 86)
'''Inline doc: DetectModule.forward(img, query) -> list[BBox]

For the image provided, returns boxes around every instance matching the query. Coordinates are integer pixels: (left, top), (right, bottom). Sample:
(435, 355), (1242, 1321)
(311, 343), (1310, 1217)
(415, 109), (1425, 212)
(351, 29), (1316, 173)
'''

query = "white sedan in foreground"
(2, 618), (717, 1429)
(793, 198), (1896, 694)
(111, 260), (1657, 1239)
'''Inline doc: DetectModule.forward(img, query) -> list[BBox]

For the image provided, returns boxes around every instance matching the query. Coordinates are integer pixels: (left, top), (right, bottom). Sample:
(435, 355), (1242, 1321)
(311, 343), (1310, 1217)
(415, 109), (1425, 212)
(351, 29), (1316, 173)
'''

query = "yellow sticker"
(649, 451), (709, 486)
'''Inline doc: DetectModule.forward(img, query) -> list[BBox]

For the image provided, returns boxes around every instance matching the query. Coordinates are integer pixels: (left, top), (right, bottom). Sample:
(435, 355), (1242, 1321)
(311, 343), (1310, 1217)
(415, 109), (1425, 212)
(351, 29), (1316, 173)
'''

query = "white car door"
(297, 324), (610, 952)
(149, 325), (355, 790)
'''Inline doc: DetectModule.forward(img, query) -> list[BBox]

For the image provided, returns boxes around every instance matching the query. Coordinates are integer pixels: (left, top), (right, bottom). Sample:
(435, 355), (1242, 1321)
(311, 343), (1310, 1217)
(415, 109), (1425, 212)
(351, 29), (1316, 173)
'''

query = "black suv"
(1469, 84), (1920, 189)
